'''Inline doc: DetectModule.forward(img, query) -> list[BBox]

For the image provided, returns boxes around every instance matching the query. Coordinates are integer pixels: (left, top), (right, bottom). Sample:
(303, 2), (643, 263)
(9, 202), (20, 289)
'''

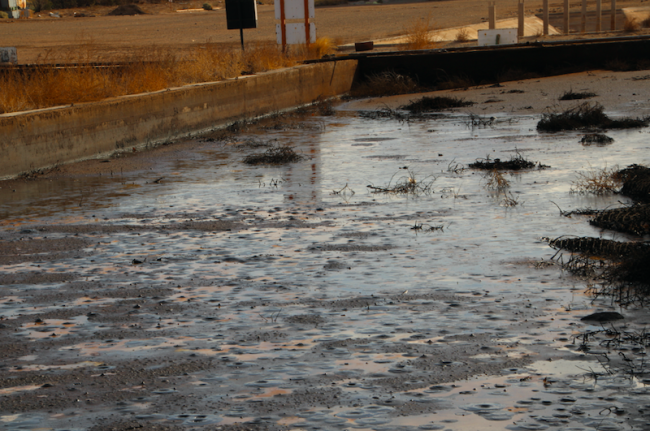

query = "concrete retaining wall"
(0, 59), (358, 180)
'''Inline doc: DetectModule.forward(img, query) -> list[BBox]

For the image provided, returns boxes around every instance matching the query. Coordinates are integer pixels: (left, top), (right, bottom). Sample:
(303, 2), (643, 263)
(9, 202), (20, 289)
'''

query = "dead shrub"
(570, 165), (620, 195)
(455, 28), (471, 43)
(243, 145), (305, 165)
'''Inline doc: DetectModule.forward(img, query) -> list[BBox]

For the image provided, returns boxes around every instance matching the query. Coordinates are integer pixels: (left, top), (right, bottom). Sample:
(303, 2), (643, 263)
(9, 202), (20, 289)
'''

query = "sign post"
(225, 0), (258, 50)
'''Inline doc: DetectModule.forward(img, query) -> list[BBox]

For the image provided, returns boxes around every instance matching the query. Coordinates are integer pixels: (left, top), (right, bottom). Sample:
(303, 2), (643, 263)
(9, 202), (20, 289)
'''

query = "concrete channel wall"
(351, 37), (650, 86)
(0, 60), (358, 180)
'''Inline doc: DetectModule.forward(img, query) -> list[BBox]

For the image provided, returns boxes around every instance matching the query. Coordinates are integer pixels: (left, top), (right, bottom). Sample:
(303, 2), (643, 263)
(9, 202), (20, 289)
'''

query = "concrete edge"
(0, 60), (359, 181)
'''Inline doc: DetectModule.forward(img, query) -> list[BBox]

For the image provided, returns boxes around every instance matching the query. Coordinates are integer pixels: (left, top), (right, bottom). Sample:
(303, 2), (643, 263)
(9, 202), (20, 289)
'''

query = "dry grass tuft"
(570, 165), (621, 195)
(455, 28), (471, 43)
(400, 15), (436, 51)
(0, 41), (327, 114)
(624, 17), (641, 32)
(308, 37), (337, 58)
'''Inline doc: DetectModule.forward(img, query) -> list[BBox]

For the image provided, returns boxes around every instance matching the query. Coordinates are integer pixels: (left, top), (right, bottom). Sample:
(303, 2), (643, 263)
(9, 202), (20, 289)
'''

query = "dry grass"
(0, 41), (332, 114)
(400, 15), (436, 51)
(624, 17), (641, 32)
(570, 165), (621, 195)
(455, 28), (471, 43)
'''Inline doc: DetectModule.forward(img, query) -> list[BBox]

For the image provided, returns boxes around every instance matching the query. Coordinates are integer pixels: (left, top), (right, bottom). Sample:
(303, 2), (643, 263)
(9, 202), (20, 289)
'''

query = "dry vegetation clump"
(455, 28), (471, 43)
(623, 17), (641, 32)
(350, 71), (424, 98)
(243, 145), (305, 165)
(570, 166), (620, 195)
(537, 103), (649, 132)
(559, 89), (597, 101)
(400, 15), (436, 51)
(580, 133), (614, 146)
(590, 203), (650, 235)
(366, 170), (436, 195)
(548, 236), (646, 258)
(614, 164), (650, 202)
(547, 236), (650, 306)
(583, 165), (650, 234)
(469, 153), (540, 170)
(0, 42), (331, 114)
(400, 96), (474, 113)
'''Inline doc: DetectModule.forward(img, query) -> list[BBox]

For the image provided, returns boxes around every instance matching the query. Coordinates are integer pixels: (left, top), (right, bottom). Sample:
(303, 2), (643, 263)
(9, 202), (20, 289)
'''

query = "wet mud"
(2, 75), (650, 430)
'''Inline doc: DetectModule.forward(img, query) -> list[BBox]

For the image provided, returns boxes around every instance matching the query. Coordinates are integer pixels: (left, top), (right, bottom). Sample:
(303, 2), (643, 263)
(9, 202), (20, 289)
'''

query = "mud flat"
(1, 70), (650, 430)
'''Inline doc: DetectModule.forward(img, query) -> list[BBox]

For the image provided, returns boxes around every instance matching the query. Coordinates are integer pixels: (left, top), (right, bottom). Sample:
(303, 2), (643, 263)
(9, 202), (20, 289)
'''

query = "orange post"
(280, 0), (287, 48)
(304, 0), (311, 45)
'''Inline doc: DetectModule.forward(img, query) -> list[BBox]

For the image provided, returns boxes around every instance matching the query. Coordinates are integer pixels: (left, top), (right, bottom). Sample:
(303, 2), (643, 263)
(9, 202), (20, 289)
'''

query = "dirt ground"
(1, 0), (649, 63)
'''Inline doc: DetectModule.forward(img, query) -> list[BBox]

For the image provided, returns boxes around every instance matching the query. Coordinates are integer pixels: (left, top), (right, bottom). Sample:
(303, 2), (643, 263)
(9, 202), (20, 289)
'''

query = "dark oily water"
(1, 103), (649, 431)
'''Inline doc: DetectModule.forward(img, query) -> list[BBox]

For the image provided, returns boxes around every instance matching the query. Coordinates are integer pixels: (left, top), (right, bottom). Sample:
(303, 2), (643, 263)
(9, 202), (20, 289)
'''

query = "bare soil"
(1, 0), (649, 63)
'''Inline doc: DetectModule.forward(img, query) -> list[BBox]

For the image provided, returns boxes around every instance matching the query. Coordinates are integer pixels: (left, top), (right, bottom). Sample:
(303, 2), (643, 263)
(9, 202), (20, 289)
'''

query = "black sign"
(226, 0), (257, 30)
